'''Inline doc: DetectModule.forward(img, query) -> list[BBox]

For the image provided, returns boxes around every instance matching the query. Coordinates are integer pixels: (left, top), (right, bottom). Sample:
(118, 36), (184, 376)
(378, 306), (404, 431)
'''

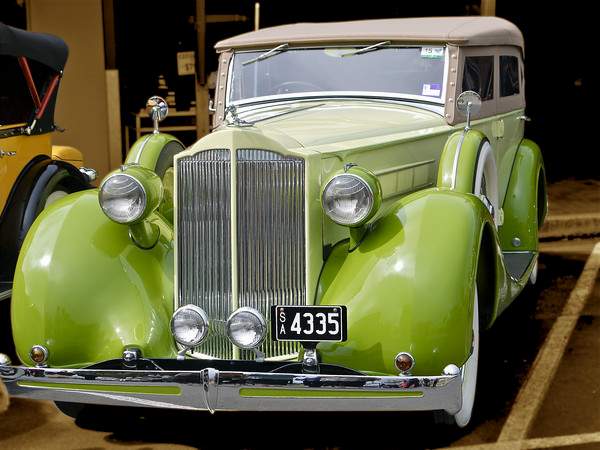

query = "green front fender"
(316, 189), (494, 376)
(11, 190), (177, 368)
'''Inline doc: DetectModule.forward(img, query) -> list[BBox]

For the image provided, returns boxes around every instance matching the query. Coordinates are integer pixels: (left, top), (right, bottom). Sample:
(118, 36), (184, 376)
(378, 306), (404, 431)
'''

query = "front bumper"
(0, 360), (462, 413)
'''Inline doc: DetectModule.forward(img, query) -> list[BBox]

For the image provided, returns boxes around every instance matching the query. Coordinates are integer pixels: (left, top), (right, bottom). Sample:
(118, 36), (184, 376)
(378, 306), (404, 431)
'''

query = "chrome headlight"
(322, 170), (381, 227)
(99, 173), (146, 224)
(226, 307), (266, 349)
(99, 166), (163, 225)
(170, 305), (209, 348)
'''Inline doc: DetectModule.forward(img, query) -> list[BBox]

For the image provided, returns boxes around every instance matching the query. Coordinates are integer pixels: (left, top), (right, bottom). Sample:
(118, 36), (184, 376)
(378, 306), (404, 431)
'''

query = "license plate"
(271, 305), (347, 342)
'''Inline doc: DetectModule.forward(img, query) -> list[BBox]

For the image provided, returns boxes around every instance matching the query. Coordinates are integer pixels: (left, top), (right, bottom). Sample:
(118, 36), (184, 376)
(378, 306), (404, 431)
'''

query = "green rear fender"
(499, 139), (546, 251)
(11, 190), (177, 367)
(316, 189), (494, 376)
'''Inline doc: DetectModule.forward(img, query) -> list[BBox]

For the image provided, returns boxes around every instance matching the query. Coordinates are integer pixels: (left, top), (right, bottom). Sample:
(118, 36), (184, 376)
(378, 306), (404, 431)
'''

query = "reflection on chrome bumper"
(0, 363), (462, 413)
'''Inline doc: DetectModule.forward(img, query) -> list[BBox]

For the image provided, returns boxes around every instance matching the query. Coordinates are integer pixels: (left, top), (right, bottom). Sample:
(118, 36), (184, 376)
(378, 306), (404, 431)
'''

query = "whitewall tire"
(44, 190), (69, 209)
(434, 288), (480, 427)
(529, 259), (538, 285)
(474, 141), (500, 226)
(453, 289), (480, 427)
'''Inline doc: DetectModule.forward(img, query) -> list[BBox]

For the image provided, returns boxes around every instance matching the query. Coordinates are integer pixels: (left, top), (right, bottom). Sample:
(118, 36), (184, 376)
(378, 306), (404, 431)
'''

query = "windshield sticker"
(422, 83), (441, 97)
(421, 83), (442, 97)
(420, 47), (444, 59)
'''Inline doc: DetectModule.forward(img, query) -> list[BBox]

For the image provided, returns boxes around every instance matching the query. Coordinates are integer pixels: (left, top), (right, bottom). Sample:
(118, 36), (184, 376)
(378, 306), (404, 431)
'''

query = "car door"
(496, 47), (527, 206)
(459, 47), (498, 157)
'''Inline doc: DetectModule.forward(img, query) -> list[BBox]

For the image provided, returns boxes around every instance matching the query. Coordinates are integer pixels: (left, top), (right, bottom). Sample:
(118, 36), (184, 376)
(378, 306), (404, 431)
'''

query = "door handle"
(517, 115), (531, 122)
(492, 119), (505, 139)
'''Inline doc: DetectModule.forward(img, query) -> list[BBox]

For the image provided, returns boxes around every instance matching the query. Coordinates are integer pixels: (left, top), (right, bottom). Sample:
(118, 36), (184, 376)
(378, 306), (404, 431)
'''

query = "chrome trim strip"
(233, 97), (445, 118)
(133, 134), (153, 164)
(0, 289), (11, 302)
(451, 131), (466, 189)
(1, 364), (462, 413)
(231, 91), (445, 107)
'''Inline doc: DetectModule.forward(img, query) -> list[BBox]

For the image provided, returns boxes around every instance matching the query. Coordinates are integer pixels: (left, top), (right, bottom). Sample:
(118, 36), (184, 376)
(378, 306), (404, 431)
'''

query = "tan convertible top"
(215, 16), (523, 52)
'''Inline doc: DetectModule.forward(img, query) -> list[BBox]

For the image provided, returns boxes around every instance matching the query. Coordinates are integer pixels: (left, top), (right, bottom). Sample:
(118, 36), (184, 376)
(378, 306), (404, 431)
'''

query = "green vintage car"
(0, 17), (545, 427)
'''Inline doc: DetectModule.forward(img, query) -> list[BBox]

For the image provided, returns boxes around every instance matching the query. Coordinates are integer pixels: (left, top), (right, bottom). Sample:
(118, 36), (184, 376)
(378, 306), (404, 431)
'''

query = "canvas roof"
(0, 22), (68, 72)
(215, 16), (524, 52)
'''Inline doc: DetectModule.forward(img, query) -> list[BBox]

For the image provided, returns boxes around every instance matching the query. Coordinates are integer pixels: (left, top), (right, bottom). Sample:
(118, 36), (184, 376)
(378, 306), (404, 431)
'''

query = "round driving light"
(99, 173), (146, 224)
(170, 305), (209, 348)
(226, 307), (266, 349)
(29, 345), (49, 365)
(394, 352), (415, 373)
(443, 364), (460, 376)
(322, 173), (375, 226)
(0, 353), (12, 366)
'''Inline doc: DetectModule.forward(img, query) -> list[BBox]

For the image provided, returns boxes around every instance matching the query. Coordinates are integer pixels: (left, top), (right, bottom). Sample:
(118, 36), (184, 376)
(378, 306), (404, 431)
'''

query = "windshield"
(228, 46), (447, 105)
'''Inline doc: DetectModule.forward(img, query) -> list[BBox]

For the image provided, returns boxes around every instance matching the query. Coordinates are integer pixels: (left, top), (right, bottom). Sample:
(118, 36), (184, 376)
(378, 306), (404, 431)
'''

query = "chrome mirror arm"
(145, 96), (169, 134)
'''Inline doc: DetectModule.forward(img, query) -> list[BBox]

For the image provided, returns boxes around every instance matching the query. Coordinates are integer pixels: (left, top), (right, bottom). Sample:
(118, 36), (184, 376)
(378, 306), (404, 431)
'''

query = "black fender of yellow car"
(0, 155), (89, 284)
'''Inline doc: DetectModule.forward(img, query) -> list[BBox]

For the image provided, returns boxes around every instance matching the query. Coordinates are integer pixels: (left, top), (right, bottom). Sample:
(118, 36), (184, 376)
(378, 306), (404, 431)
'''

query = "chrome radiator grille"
(237, 150), (305, 359)
(177, 149), (233, 359)
(176, 148), (305, 360)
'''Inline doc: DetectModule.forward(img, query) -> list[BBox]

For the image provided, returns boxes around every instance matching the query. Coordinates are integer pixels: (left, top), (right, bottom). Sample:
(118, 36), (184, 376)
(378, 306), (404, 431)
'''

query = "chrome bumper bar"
(0, 364), (462, 413)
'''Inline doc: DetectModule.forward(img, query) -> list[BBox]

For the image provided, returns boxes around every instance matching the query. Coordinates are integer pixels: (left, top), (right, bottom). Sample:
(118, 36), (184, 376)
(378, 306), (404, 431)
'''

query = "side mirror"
(456, 90), (481, 131)
(146, 96), (168, 134)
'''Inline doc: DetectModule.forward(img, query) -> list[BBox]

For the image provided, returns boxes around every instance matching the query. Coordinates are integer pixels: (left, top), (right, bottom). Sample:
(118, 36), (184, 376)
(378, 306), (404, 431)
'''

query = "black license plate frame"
(271, 305), (347, 342)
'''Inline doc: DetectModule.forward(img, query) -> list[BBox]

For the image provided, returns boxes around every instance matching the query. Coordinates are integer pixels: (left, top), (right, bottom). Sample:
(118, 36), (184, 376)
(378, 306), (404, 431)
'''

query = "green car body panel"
(317, 189), (488, 376)
(11, 191), (178, 368)
(10, 114), (543, 373)
(499, 139), (547, 251)
(9, 64), (545, 381)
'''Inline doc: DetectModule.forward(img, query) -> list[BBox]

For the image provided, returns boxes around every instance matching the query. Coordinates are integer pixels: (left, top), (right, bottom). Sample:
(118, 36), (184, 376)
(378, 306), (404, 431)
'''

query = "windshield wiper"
(242, 43), (289, 66)
(342, 41), (391, 57)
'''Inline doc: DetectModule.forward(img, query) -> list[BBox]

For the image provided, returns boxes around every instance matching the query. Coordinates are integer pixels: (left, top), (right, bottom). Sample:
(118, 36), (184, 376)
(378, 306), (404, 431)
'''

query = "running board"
(502, 251), (536, 281)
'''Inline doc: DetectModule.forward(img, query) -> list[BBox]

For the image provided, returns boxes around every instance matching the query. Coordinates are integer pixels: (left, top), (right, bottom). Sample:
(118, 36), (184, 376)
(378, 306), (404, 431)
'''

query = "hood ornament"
(224, 104), (253, 128)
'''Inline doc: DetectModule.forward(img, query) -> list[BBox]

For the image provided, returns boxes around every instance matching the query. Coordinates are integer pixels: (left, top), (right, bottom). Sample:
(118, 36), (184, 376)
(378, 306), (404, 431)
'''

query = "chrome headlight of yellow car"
(322, 166), (382, 227)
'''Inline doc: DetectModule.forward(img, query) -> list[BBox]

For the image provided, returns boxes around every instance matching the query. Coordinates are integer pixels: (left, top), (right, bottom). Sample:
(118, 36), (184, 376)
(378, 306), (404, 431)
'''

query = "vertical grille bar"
(237, 149), (305, 359)
(177, 150), (233, 359)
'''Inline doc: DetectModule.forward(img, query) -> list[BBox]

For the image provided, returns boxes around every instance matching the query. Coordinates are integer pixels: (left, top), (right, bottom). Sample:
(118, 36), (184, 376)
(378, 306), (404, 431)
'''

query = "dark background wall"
(2, 0), (595, 181)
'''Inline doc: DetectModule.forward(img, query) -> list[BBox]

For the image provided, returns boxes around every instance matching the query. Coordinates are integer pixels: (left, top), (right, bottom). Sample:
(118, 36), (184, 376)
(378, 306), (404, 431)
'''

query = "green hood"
(231, 100), (448, 152)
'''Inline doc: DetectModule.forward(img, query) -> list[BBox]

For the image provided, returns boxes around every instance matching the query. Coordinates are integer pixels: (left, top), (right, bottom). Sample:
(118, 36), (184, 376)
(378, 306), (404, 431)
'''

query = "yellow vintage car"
(0, 24), (94, 302)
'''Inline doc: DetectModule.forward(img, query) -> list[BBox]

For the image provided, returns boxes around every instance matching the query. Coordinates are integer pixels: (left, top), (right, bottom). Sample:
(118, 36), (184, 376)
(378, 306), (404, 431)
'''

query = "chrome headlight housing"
(226, 307), (267, 349)
(99, 166), (163, 224)
(322, 168), (382, 227)
(170, 305), (209, 348)
(99, 173), (146, 223)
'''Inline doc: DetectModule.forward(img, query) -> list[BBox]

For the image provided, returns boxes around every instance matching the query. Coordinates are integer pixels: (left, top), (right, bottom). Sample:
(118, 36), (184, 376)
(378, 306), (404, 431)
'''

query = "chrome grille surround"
(236, 149), (305, 359)
(177, 149), (233, 359)
(176, 148), (305, 360)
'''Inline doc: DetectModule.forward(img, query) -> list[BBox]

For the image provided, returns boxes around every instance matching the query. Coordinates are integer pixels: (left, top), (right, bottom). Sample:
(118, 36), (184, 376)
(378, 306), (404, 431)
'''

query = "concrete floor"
(1, 238), (598, 449)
